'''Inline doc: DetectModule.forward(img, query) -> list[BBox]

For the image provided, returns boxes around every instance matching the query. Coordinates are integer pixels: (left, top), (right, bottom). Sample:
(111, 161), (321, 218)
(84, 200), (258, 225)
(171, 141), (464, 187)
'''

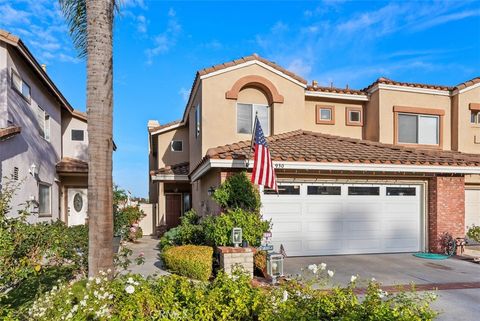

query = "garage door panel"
(262, 183), (423, 256)
(466, 190), (480, 232)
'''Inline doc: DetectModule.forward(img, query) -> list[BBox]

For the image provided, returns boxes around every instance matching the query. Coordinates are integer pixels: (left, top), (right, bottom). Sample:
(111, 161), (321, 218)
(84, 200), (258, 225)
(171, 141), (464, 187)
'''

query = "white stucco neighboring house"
(0, 29), (90, 225)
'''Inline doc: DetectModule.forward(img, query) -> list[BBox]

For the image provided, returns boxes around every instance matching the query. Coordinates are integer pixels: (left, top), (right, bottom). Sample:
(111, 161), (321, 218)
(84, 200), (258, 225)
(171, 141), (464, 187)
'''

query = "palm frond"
(58, 0), (88, 58)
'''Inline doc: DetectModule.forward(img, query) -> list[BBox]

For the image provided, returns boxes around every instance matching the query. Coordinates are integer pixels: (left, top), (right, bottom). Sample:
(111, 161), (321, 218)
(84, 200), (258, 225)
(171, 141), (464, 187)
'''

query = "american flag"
(251, 116), (278, 192)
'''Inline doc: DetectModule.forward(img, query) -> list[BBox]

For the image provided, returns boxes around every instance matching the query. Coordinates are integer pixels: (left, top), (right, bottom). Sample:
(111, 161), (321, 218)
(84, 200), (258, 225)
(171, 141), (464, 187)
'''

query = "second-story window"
(171, 140), (183, 152)
(471, 111), (479, 124)
(72, 130), (85, 141)
(237, 103), (270, 135)
(346, 107), (363, 126)
(11, 69), (31, 102)
(195, 104), (201, 138)
(315, 105), (335, 125)
(36, 106), (50, 141)
(398, 113), (439, 145)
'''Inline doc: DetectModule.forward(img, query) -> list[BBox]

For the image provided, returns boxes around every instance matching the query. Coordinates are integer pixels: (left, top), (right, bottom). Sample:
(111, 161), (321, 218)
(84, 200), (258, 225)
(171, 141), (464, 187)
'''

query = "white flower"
(378, 289), (388, 299)
(127, 277), (134, 284)
(327, 270), (334, 277)
(307, 264), (318, 274)
(350, 275), (357, 283)
(319, 263), (327, 270)
(371, 277), (376, 282)
(95, 277), (101, 284)
(125, 285), (135, 294)
(282, 290), (289, 302)
(107, 268), (112, 273)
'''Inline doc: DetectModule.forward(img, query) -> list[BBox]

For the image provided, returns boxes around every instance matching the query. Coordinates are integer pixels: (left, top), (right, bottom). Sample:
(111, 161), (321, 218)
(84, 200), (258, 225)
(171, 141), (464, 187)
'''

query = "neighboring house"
(148, 54), (480, 255)
(0, 30), (89, 226)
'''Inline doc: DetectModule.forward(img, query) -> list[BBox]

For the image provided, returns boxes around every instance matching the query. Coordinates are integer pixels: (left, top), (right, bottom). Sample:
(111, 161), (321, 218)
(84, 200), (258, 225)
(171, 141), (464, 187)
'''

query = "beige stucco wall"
(454, 87), (480, 153)
(201, 63), (306, 157)
(61, 112), (88, 161)
(192, 168), (221, 216)
(377, 89), (452, 149)
(303, 97), (364, 138)
(364, 90), (380, 141)
(155, 126), (190, 168)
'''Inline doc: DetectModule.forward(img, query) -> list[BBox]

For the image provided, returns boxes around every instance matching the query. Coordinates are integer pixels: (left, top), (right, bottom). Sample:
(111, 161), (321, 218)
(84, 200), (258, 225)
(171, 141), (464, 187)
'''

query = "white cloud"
(178, 87), (190, 102)
(121, 0), (147, 10)
(145, 8), (182, 64)
(413, 9), (480, 31)
(136, 15), (147, 33)
(0, 4), (30, 25)
(287, 59), (312, 77)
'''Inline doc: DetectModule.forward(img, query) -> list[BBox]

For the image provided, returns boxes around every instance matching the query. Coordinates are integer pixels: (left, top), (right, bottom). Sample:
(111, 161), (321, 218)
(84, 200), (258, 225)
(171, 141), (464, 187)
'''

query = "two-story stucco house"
(0, 30), (89, 225)
(150, 55), (480, 255)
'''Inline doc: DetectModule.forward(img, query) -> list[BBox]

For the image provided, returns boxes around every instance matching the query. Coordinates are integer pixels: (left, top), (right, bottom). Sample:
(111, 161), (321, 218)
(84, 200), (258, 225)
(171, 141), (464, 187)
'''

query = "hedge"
(162, 245), (213, 281)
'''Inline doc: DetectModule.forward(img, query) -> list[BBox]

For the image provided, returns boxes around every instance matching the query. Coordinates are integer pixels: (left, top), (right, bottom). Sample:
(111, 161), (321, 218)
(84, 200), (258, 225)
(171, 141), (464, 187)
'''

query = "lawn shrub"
(24, 270), (437, 321)
(159, 210), (205, 250)
(467, 224), (480, 242)
(203, 208), (271, 247)
(212, 171), (261, 212)
(162, 245), (213, 280)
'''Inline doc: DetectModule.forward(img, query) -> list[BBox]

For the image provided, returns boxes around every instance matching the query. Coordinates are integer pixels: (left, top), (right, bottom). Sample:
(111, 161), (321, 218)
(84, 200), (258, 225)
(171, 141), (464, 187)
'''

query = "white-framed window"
(236, 103), (270, 135)
(195, 104), (201, 138)
(171, 140), (183, 152)
(315, 105), (335, 124)
(36, 107), (50, 141)
(346, 107), (363, 126)
(38, 183), (51, 216)
(471, 111), (479, 124)
(71, 129), (85, 141)
(11, 69), (31, 102)
(398, 113), (439, 145)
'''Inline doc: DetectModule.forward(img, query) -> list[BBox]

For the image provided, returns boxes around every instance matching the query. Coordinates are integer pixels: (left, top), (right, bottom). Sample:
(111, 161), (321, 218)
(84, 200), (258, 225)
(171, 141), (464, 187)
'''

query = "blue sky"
(1, 0), (479, 197)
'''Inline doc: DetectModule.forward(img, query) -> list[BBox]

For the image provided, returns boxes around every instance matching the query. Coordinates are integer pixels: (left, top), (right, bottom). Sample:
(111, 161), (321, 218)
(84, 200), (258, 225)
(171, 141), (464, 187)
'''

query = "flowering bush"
(21, 265), (437, 321)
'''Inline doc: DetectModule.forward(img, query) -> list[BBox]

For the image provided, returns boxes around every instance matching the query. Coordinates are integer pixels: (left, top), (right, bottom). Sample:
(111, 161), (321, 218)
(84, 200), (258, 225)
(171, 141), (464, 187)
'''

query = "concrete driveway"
(285, 253), (480, 321)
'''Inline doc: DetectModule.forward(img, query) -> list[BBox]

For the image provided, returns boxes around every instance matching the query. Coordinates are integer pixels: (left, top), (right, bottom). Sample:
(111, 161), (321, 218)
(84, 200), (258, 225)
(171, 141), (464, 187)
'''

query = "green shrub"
(467, 225), (480, 242)
(159, 210), (205, 250)
(162, 245), (213, 280)
(114, 205), (145, 241)
(25, 270), (437, 321)
(212, 171), (261, 212)
(203, 208), (271, 247)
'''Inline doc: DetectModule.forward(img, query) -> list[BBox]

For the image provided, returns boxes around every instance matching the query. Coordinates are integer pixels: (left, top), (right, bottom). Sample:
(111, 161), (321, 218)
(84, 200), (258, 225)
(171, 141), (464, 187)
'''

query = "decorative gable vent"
(13, 167), (19, 180)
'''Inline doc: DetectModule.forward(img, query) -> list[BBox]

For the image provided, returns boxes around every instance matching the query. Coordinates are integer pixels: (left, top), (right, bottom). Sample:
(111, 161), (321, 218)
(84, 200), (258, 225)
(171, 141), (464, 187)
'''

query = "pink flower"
(139, 252), (145, 257)
(129, 227), (136, 233)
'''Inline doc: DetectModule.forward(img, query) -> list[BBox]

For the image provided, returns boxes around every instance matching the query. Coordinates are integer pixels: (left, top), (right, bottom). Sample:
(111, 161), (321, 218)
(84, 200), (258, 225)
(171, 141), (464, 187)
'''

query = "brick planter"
(217, 246), (254, 278)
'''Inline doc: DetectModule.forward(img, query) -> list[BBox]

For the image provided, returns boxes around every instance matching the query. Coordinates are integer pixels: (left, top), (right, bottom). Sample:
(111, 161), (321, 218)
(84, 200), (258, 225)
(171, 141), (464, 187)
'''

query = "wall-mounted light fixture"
(29, 163), (38, 177)
(207, 186), (216, 196)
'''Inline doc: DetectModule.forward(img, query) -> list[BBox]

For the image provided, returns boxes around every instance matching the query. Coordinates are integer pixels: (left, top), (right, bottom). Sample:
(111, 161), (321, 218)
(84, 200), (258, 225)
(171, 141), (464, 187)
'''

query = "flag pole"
(245, 112), (258, 169)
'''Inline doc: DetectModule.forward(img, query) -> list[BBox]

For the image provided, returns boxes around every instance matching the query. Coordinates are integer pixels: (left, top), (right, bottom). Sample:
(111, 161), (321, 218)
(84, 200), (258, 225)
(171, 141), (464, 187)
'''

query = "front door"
(165, 193), (182, 229)
(68, 188), (88, 226)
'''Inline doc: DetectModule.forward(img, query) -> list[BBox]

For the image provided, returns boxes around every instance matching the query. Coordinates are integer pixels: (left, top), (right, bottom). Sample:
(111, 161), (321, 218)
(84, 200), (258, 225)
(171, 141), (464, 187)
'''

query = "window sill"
(12, 87), (31, 104)
(38, 214), (52, 218)
(346, 122), (363, 127)
(315, 120), (335, 125)
(395, 143), (442, 149)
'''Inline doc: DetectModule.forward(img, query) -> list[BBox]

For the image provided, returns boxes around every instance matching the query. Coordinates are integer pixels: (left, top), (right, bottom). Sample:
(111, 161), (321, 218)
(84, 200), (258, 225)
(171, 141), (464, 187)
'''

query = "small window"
(316, 105), (335, 124)
(348, 186), (380, 196)
(307, 186), (341, 195)
(346, 107), (363, 126)
(264, 185), (300, 195)
(11, 69), (31, 101)
(171, 140), (183, 152)
(35, 107), (50, 141)
(71, 130), (85, 141)
(237, 103), (270, 135)
(386, 187), (416, 196)
(195, 104), (201, 138)
(38, 183), (51, 216)
(471, 111), (479, 124)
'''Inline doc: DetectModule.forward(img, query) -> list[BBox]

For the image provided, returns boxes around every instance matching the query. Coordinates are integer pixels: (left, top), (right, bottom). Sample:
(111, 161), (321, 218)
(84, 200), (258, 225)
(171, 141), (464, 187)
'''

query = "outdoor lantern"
(231, 227), (242, 247)
(267, 253), (284, 284)
(29, 163), (38, 177)
(207, 186), (216, 196)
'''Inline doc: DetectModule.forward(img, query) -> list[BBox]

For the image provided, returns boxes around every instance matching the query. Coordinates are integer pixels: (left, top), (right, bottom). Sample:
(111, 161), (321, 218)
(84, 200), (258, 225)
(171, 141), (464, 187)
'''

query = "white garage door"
(261, 183), (423, 256)
(466, 189), (480, 231)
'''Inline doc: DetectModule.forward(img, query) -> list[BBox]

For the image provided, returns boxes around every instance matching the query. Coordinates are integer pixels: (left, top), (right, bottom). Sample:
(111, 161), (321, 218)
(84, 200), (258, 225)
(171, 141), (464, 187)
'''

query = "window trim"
(345, 107), (363, 126)
(11, 69), (31, 103)
(315, 105), (335, 125)
(170, 140), (183, 152)
(236, 102), (271, 136)
(38, 183), (52, 217)
(393, 106), (444, 149)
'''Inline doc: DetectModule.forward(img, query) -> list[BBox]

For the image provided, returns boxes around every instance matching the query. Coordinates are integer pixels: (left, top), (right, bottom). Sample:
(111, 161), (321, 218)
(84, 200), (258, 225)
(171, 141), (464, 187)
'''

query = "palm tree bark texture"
(85, 0), (115, 276)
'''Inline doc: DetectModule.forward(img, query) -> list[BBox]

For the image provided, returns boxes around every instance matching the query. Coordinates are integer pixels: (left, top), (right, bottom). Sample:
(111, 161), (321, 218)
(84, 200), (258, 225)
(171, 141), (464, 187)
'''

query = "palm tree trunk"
(86, 0), (115, 276)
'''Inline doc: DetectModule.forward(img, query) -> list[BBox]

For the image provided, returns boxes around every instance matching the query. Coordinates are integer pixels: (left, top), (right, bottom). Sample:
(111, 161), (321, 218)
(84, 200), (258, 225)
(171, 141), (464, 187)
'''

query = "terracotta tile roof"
(148, 120), (182, 133)
(197, 54), (308, 85)
(150, 162), (189, 176)
(306, 84), (366, 96)
(363, 77), (453, 92)
(0, 126), (21, 140)
(455, 77), (480, 91)
(202, 130), (480, 168)
(56, 157), (88, 174)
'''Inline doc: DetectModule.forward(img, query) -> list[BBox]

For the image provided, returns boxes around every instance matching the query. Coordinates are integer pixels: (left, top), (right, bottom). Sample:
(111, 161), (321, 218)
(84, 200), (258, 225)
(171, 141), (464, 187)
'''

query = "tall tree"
(59, 0), (116, 276)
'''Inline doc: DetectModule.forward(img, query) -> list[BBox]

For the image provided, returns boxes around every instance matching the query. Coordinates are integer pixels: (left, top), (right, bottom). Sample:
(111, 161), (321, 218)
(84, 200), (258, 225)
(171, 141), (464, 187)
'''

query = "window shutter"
(237, 103), (252, 134)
